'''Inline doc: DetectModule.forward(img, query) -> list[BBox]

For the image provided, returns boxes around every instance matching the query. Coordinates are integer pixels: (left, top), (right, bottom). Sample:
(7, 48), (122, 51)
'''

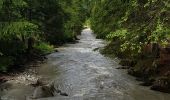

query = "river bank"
(0, 54), (46, 83)
(0, 52), (58, 100)
(0, 41), (77, 85)
(0, 41), (78, 99)
(0, 53), (47, 98)
(101, 41), (170, 93)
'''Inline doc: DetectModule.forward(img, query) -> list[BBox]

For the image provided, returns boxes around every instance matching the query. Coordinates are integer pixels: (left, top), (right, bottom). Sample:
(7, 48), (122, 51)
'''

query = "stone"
(151, 77), (170, 93)
(139, 81), (153, 86)
(32, 83), (56, 99)
(31, 79), (46, 87)
(54, 48), (59, 52)
(119, 59), (136, 67)
(116, 66), (129, 69)
(60, 92), (68, 96)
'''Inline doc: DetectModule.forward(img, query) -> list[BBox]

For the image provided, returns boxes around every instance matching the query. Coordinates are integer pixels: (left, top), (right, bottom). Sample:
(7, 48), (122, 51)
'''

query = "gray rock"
(32, 82), (56, 99)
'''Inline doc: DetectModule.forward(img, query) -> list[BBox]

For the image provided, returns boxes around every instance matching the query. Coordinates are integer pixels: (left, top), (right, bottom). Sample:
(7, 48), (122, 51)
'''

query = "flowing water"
(1, 28), (170, 100)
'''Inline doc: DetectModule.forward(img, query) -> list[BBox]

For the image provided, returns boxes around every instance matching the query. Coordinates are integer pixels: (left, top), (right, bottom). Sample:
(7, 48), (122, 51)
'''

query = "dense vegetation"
(89, 0), (170, 92)
(0, 0), (86, 72)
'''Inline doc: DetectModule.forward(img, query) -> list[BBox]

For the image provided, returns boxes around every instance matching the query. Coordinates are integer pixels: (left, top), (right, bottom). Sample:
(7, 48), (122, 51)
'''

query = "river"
(1, 28), (170, 100)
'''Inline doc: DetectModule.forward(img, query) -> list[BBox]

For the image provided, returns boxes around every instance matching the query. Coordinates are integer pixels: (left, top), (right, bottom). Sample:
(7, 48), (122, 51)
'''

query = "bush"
(34, 42), (54, 55)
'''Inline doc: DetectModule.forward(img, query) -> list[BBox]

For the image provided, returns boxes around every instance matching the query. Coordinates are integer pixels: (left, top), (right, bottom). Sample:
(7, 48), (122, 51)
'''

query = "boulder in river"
(32, 80), (68, 99)
(32, 82), (56, 99)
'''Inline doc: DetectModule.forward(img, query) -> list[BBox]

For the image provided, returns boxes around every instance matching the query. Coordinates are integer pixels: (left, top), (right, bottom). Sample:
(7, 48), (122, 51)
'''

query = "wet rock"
(119, 59), (136, 67)
(32, 82), (56, 99)
(75, 36), (80, 40)
(31, 79), (46, 87)
(140, 81), (153, 86)
(55, 89), (61, 93)
(32, 86), (53, 99)
(139, 77), (155, 86)
(120, 59), (131, 66)
(99, 81), (104, 89)
(151, 77), (170, 93)
(0, 82), (12, 93)
(136, 78), (144, 81)
(164, 71), (170, 77)
(54, 48), (59, 52)
(116, 66), (129, 69)
(93, 48), (100, 51)
(60, 92), (68, 96)
(43, 56), (47, 59)
(0, 77), (8, 83)
(32, 80), (68, 98)
(128, 59), (155, 78)
(128, 68), (141, 77)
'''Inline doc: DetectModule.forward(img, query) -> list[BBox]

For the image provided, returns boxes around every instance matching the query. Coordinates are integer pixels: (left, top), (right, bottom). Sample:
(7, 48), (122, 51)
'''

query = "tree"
(0, 0), (87, 72)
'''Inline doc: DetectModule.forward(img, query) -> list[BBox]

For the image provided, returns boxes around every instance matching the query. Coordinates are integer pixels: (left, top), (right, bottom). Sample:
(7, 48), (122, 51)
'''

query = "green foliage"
(0, 0), (87, 72)
(106, 29), (128, 40)
(149, 22), (170, 46)
(34, 42), (54, 54)
(0, 22), (39, 40)
(90, 0), (170, 58)
(84, 19), (91, 27)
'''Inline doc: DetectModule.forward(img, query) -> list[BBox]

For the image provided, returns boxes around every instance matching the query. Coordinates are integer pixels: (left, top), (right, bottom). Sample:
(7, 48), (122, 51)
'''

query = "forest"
(0, 0), (87, 72)
(0, 0), (170, 99)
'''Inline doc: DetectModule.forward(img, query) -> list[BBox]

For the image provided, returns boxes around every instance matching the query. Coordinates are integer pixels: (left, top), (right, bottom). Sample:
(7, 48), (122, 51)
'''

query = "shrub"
(34, 42), (54, 55)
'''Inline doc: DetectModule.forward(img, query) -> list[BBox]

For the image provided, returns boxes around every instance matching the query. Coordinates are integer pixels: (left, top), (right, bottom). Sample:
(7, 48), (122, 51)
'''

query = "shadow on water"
(1, 28), (170, 100)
